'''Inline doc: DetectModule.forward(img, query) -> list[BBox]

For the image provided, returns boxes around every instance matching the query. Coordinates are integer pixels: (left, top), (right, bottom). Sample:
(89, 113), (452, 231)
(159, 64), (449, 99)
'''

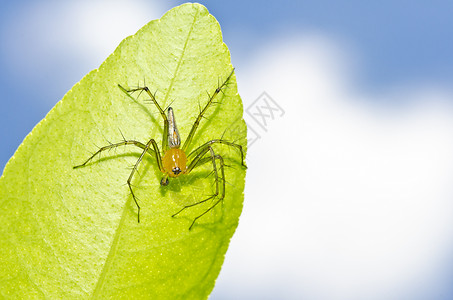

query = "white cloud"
(212, 34), (453, 299)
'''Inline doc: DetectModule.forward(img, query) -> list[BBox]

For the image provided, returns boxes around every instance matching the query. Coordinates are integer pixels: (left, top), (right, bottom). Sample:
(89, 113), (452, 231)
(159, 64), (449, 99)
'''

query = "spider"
(74, 69), (246, 229)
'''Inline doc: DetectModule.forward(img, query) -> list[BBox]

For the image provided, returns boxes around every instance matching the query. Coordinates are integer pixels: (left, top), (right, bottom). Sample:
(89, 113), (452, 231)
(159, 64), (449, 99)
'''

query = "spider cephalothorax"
(74, 69), (246, 229)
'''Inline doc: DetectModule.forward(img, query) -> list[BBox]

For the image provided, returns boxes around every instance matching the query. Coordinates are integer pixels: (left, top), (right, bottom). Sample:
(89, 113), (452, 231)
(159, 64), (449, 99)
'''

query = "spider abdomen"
(162, 148), (187, 177)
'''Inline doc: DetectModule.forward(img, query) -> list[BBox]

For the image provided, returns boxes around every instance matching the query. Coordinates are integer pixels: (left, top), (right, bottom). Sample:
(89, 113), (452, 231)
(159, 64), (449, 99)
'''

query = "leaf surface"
(0, 3), (247, 299)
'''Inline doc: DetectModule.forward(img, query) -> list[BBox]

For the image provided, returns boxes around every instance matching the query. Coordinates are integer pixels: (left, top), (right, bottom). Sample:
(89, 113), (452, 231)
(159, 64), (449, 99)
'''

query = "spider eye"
(172, 167), (181, 175)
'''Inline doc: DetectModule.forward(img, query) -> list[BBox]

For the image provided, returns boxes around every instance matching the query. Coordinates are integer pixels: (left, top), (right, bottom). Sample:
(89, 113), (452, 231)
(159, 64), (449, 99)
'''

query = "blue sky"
(203, 0), (453, 88)
(2, 1), (453, 299)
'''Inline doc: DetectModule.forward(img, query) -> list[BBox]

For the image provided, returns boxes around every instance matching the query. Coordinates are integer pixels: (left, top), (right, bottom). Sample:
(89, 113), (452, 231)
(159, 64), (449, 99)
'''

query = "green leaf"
(0, 3), (247, 299)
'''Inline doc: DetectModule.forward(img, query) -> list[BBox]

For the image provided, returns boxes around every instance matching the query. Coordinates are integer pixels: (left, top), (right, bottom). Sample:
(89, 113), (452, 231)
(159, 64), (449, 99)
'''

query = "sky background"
(2, 1), (453, 299)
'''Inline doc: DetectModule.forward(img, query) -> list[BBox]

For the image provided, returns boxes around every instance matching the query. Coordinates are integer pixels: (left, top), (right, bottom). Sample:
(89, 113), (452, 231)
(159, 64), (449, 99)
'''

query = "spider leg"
(74, 138), (164, 223)
(187, 139), (246, 168)
(126, 138), (163, 222)
(172, 146), (226, 230)
(193, 154), (225, 228)
(182, 68), (235, 152)
(118, 84), (169, 152)
(73, 140), (155, 168)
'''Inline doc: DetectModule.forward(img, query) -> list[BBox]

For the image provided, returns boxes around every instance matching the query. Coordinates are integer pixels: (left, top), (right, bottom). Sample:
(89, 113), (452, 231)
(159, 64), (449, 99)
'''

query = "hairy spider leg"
(126, 138), (163, 222)
(73, 140), (161, 170)
(172, 146), (226, 230)
(74, 139), (163, 222)
(187, 139), (247, 168)
(118, 84), (169, 152)
(182, 68), (235, 152)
